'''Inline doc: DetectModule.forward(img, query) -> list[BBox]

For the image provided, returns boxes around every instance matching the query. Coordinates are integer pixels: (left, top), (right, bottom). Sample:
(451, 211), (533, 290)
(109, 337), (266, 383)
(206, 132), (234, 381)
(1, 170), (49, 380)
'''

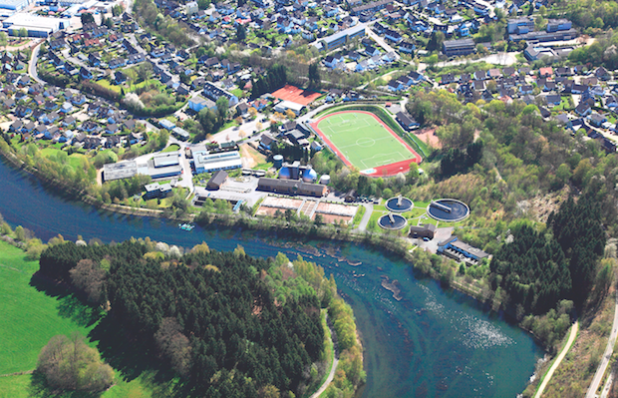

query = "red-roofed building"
(539, 67), (553, 78)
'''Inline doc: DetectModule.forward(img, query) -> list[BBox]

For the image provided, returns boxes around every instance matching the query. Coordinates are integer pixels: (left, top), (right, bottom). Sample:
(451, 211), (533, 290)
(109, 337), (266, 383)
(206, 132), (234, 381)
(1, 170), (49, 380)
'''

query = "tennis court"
(311, 111), (422, 177)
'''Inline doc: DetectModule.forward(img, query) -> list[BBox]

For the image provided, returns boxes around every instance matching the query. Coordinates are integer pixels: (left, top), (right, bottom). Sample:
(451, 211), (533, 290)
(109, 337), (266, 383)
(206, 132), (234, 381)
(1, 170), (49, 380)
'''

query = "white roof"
(275, 100), (305, 111)
(4, 13), (68, 31)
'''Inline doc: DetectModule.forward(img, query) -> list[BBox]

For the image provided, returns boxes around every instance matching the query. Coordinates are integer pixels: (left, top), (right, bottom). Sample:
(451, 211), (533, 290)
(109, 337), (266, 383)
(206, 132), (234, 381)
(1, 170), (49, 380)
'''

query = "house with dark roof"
(80, 66), (93, 80)
(396, 111), (419, 130)
(575, 101), (592, 117)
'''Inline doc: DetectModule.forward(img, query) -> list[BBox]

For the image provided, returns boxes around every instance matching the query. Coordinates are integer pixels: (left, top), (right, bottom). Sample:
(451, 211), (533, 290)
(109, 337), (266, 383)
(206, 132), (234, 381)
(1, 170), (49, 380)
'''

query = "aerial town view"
(1, 0), (618, 396)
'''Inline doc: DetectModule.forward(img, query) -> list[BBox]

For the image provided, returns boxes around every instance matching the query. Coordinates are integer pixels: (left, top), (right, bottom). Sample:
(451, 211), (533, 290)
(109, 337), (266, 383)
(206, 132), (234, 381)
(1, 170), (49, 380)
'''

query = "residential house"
(114, 71), (127, 84)
(80, 67), (93, 80)
(109, 58), (126, 69)
(189, 96), (216, 112)
(575, 101), (592, 117)
(61, 102), (73, 113)
(589, 113), (607, 127)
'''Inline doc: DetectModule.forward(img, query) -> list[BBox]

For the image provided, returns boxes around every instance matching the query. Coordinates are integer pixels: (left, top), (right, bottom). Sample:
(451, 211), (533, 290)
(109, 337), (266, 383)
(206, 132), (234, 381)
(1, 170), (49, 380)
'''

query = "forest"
(489, 193), (605, 315)
(37, 240), (363, 397)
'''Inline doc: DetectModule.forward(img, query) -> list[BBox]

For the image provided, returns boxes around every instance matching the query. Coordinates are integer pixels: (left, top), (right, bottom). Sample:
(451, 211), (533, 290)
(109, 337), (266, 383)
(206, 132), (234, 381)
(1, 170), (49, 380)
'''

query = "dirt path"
(535, 321), (579, 398)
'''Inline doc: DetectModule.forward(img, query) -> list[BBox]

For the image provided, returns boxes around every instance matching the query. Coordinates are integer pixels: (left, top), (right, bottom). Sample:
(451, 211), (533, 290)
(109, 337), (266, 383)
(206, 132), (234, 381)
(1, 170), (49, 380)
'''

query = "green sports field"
(313, 111), (420, 175)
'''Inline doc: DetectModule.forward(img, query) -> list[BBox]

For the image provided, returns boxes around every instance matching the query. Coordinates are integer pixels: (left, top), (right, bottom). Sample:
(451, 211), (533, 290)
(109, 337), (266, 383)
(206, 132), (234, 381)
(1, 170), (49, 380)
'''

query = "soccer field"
(313, 111), (421, 175)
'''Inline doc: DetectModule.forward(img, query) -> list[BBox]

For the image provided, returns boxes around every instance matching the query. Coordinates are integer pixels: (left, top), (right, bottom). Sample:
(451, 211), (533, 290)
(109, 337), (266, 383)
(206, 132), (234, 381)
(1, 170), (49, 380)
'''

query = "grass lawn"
(0, 240), (155, 396)
(230, 88), (244, 98)
(314, 111), (419, 172)
(0, 241), (96, 375)
(97, 79), (122, 94)
(0, 373), (153, 398)
(162, 144), (180, 153)
(39, 147), (86, 171)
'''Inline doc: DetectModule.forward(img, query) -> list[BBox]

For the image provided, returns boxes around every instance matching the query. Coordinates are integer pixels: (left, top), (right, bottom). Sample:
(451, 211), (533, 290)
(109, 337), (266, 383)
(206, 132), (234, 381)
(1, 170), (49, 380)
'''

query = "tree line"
(251, 65), (287, 99)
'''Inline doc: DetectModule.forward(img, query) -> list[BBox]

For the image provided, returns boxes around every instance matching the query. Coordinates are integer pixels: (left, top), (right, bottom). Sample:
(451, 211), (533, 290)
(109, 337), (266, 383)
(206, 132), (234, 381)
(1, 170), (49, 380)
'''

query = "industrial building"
(257, 178), (328, 197)
(314, 24), (366, 51)
(438, 236), (489, 264)
(0, 0), (31, 11)
(206, 170), (228, 190)
(193, 150), (242, 174)
(509, 29), (578, 43)
(409, 224), (436, 240)
(3, 14), (69, 37)
(103, 154), (182, 182)
(103, 160), (138, 182)
(149, 152), (183, 179)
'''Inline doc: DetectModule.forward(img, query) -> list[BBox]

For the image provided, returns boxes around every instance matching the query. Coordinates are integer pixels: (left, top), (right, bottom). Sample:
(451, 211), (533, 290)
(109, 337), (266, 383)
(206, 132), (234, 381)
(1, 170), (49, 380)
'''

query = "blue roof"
(159, 119), (176, 130)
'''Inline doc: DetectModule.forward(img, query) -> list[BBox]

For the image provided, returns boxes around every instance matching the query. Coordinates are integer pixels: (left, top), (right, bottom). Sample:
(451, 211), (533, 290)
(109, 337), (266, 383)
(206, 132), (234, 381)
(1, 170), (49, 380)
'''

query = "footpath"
(534, 321), (579, 398)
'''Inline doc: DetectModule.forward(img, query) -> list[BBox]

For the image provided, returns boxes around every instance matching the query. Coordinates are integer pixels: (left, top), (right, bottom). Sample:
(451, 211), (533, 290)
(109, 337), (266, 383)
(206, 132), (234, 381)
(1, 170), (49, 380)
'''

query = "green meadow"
(0, 240), (152, 397)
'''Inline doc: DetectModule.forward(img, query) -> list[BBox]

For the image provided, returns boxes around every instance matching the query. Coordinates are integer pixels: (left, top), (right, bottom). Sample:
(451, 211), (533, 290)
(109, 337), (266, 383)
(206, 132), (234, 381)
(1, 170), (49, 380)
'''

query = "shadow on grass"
(28, 275), (198, 397)
(29, 272), (104, 328)
(28, 372), (102, 398)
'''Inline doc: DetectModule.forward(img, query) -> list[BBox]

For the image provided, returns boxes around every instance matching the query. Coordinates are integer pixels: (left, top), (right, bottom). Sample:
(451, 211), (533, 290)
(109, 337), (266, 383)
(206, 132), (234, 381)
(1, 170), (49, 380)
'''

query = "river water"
(0, 160), (542, 397)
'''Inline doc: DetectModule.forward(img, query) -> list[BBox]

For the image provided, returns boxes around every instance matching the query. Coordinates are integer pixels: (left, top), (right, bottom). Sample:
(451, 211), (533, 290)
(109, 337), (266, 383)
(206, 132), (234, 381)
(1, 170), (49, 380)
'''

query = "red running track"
(310, 111), (422, 177)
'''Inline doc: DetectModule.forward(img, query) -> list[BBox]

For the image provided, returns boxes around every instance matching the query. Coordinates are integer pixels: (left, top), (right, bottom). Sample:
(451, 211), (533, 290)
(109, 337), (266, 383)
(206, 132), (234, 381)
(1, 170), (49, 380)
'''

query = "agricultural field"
(312, 111), (421, 177)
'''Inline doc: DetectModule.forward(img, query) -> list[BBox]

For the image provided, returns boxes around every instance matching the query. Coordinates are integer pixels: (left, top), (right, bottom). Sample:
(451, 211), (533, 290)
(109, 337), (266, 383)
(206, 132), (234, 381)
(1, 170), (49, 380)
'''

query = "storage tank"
(279, 167), (291, 179)
(273, 155), (283, 169)
(320, 175), (331, 185)
(302, 168), (317, 183)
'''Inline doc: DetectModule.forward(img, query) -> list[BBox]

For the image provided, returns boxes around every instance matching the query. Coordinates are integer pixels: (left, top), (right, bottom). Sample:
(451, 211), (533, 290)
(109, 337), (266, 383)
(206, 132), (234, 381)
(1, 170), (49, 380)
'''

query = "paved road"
(309, 314), (339, 398)
(28, 42), (44, 84)
(209, 117), (270, 143)
(355, 203), (373, 232)
(587, 289), (618, 398)
(365, 23), (397, 56)
(601, 369), (615, 398)
(534, 321), (579, 398)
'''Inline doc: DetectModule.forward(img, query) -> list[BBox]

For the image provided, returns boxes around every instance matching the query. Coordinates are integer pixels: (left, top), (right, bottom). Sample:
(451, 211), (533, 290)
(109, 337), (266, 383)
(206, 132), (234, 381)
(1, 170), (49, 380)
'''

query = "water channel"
(0, 159), (543, 397)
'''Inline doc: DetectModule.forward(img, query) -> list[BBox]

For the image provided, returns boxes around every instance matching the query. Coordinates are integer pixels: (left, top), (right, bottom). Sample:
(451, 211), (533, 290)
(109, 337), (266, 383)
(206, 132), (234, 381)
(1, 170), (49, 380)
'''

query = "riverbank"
(0, 142), (509, 315)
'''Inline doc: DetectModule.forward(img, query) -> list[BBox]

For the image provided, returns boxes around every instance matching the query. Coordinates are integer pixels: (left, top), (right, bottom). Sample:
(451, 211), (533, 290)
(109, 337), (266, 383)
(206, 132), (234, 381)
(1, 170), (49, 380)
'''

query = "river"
(0, 159), (542, 397)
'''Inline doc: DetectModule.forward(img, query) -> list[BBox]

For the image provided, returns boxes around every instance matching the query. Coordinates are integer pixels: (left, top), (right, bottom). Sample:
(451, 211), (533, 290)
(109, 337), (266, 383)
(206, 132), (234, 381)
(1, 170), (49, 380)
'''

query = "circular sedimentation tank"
(426, 199), (470, 222)
(385, 196), (413, 213)
(378, 213), (407, 230)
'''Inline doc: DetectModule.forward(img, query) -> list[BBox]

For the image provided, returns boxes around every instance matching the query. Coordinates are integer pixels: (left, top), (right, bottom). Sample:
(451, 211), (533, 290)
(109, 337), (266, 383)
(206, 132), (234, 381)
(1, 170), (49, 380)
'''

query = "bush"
(36, 333), (113, 392)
